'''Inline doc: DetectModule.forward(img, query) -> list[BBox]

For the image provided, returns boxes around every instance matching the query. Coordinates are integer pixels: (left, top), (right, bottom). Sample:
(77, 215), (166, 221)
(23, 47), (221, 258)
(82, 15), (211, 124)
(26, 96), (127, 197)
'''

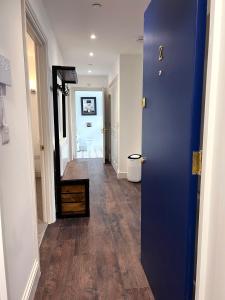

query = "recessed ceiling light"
(92, 2), (103, 8)
(90, 34), (97, 40)
(88, 70), (92, 73)
(89, 52), (94, 57)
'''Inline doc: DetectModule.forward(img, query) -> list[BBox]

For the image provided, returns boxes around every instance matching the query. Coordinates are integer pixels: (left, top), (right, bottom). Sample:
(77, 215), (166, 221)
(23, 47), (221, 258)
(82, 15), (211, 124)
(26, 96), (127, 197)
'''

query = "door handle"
(101, 128), (110, 134)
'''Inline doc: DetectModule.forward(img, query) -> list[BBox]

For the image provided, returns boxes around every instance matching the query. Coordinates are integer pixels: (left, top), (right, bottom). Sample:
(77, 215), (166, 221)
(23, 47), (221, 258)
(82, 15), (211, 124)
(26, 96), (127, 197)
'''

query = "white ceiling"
(42, 0), (150, 76)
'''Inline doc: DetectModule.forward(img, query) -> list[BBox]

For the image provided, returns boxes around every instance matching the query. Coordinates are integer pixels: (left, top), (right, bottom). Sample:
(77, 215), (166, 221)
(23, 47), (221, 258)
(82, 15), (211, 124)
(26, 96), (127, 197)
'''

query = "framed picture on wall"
(81, 97), (97, 115)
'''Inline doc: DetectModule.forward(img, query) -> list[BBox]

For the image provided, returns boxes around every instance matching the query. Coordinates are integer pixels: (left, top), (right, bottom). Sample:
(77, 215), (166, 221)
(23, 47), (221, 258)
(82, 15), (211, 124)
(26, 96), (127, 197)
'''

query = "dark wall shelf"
(52, 65), (78, 84)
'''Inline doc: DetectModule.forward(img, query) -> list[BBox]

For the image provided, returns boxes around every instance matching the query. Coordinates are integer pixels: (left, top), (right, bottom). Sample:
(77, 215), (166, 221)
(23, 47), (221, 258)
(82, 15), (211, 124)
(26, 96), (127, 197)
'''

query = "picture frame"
(81, 97), (97, 116)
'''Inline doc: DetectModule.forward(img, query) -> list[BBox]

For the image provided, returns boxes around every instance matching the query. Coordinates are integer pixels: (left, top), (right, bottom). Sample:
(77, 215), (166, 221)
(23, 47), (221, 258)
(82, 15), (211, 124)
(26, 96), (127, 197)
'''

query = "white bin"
(127, 154), (142, 182)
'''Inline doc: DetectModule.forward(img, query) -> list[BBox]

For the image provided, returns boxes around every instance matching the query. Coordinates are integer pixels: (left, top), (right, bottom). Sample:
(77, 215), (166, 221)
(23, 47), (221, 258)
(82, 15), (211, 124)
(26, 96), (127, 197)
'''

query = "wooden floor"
(35, 159), (154, 300)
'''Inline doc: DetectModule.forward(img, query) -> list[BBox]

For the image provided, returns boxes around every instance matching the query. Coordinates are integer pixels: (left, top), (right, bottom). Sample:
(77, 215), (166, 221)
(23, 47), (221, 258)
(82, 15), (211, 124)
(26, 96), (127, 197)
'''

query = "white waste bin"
(127, 154), (142, 182)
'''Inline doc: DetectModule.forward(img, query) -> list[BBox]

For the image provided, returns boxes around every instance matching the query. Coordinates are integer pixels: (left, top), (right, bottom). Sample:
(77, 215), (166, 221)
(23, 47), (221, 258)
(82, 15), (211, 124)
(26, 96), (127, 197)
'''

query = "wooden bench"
(58, 160), (90, 218)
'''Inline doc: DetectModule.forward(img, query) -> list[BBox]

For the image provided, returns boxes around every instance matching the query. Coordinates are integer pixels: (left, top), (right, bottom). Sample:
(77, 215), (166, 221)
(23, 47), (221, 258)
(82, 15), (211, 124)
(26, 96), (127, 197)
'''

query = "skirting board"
(117, 172), (127, 179)
(21, 258), (40, 300)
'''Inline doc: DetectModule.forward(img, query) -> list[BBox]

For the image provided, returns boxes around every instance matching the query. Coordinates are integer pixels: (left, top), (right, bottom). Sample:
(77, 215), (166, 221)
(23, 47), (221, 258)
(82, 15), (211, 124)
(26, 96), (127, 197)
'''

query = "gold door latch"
(142, 97), (147, 109)
(40, 145), (45, 151)
(192, 151), (202, 175)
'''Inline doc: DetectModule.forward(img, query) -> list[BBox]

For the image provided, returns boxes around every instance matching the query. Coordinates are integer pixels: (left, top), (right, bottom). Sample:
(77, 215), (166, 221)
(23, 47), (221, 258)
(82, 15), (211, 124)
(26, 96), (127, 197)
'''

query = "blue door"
(141, 0), (207, 299)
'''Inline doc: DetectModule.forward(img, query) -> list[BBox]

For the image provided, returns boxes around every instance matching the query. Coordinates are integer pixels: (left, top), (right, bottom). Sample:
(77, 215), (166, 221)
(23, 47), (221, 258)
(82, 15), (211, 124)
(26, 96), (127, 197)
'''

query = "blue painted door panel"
(141, 0), (207, 299)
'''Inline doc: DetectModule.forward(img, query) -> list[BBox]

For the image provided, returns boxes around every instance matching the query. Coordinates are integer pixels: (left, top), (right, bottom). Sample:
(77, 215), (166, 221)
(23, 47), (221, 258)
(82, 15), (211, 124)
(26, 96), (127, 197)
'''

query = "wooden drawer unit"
(61, 184), (85, 194)
(61, 202), (86, 215)
(59, 179), (89, 218)
(61, 193), (85, 203)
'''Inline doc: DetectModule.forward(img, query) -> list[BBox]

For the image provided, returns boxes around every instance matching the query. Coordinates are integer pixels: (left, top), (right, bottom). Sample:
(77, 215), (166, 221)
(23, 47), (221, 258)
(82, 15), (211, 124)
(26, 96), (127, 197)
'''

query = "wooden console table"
(59, 160), (90, 218)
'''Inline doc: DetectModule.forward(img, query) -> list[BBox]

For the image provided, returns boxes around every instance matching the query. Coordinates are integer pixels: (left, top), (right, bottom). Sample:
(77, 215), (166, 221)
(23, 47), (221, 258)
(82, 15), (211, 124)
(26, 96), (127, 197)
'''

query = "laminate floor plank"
(35, 159), (154, 300)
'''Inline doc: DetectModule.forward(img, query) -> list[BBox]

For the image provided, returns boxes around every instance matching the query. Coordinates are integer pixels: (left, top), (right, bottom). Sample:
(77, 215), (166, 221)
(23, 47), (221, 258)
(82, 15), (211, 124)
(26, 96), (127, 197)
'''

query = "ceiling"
(42, 0), (150, 76)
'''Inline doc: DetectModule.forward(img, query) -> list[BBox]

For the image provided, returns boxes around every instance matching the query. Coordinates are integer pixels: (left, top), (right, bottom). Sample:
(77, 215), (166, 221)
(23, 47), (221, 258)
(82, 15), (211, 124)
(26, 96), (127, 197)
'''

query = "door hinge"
(192, 151), (202, 175)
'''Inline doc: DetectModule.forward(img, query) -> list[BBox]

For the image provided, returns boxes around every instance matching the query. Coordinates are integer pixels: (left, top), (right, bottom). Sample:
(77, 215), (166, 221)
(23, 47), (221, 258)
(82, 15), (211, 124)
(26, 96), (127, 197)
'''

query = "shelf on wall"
(52, 65), (78, 84)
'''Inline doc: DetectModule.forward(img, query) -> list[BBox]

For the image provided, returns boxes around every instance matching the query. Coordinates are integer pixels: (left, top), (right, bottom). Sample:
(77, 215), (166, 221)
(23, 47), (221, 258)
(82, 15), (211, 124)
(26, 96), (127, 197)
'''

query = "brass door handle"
(101, 128), (110, 134)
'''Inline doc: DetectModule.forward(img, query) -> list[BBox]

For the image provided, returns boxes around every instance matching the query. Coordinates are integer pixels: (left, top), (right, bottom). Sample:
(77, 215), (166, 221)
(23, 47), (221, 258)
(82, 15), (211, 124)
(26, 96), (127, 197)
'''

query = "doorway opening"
(74, 90), (104, 159)
(26, 32), (47, 245)
(23, 0), (57, 236)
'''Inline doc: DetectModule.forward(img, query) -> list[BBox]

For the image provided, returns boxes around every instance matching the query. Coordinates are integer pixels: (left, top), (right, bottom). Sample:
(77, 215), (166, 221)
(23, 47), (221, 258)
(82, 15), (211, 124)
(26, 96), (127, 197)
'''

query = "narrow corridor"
(34, 159), (154, 299)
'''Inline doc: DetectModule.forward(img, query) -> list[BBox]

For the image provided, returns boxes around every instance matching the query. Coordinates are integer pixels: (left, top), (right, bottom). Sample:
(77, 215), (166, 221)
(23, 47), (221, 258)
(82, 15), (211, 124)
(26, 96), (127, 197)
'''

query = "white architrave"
(22, 0), (56, 225)
(195, 0), (225, 299)
(0, 202), (8, 300)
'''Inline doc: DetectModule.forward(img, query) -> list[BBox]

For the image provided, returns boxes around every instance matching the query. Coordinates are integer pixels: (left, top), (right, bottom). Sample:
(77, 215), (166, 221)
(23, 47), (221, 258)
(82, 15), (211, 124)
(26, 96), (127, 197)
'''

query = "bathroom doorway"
(26, 30), (47, 246)
(74, 90), (104, 159)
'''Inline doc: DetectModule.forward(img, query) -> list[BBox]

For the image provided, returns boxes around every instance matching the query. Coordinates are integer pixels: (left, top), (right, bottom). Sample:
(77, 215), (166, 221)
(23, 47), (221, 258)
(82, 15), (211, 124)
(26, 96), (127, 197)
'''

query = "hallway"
(35, 159), (154, 300)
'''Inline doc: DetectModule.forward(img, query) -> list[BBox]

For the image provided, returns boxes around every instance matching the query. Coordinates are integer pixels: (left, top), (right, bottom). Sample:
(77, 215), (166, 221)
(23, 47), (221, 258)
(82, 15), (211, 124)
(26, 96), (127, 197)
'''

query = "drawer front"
(61, 193), (85, 203)
(61, 202), (86, 214)
(61, 184), (85, 194)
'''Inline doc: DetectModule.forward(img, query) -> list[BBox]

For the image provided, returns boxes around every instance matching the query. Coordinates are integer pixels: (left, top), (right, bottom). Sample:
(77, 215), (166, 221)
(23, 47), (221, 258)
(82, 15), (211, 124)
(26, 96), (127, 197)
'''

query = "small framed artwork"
(81, 97), (97, 115)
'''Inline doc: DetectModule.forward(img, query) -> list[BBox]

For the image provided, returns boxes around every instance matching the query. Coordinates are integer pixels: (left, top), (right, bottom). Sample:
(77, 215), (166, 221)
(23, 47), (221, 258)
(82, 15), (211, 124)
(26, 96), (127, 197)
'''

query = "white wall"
(119, 54), (143, 176)
(76, 75), (108, 89)
(109, 54), (143, 177)
(75, 91), (103, 157)
(108, 58), (120, 85)
(0, 0), (64, 299)
(56, 77), (70, 176)
(196, 0), (225, 299)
